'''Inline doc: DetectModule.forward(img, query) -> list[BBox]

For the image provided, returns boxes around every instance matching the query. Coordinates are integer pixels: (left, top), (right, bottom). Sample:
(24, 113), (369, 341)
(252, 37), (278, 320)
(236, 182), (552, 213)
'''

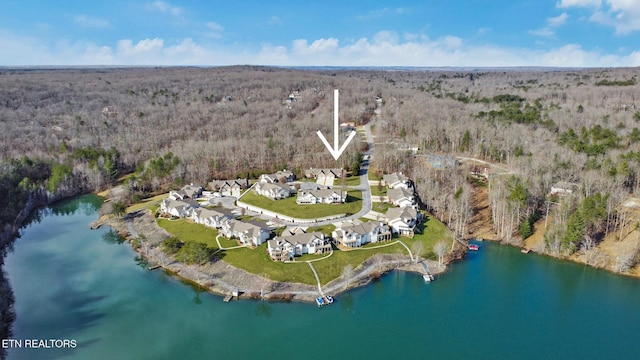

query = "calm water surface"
(5, 195), (640, 359)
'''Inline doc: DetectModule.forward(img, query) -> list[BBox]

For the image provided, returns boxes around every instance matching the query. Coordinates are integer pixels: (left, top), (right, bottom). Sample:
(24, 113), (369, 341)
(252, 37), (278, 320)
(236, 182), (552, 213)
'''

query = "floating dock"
(316, 295), (334, 307)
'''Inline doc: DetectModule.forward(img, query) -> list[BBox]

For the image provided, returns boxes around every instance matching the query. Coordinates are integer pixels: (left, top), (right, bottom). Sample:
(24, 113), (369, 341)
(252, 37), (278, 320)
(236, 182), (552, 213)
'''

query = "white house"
(267, 238), (294, 262)
(259, 170), (295, 184)
(382, 172), (412, 189)
(385, 206), (420, 237)
(221, 219), (270, 246)
(254, 182), (293, 200)
(332, 221), (392, 248)
(387, 188), (416, 208)
(304, 168), (343, 186)
(208, 179), (250, 197)
(169, 184), (203, 200)
(296, 189), (346, 204)
(267, 231), (330, 261)
(191, 208), (235, 228)
(550, 181), (577, 197)
(160, 198), (200, 218)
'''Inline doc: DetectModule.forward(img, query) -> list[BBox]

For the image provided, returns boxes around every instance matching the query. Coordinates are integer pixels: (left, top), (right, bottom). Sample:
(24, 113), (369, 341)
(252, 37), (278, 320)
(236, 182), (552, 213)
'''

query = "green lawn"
(370, 185), (387, 196)
(240, 190), (363, 218)
(306, 224), (336, 236)
(157, 218), (219, 249)
(368, 170), (382, 181)
(154, 205), (453, 286)
(372, 202), (393, 213)
(223, 241), (409, 285)
(406, 215), (454, 259)
(126, 193), (166, 213)
(311, 242), (406, 285)
(223, 244), (318, 284)
(343, 176), (361, 186)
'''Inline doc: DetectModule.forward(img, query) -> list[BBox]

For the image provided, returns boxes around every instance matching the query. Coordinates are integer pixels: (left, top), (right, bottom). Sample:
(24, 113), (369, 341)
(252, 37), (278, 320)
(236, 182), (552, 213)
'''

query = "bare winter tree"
(434, 241), (449, 266)
(411, 241), (424, 263)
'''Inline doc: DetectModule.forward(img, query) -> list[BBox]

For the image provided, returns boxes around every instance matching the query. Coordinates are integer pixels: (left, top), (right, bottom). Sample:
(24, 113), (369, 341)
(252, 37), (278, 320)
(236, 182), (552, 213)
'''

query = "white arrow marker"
(317, 89), (357, 161)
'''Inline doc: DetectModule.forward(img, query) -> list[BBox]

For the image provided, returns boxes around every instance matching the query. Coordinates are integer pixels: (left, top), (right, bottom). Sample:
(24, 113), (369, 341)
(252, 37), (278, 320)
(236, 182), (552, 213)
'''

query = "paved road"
(270, 119), (377, 227)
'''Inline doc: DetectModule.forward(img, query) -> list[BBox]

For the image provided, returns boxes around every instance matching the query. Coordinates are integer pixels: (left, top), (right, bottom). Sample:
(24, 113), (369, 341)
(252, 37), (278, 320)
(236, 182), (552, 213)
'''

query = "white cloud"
(559, 0), (640, 34)
(373, 31), (400, 45)
(357, 8), (406, 20)
(145, 1), (183, 16)
(1, 29), (640, 68)
(591, 1), (640, 34)
(530, 12), (570, 37)
(269, 16), (282, 26)
(73, 14), (110, 28)
(204, 21), (224, 39)
(206, 22), (223, 32)
(548, 12), (570, 27)
(529, 28), (556, 37)
(476, 27), (491, 36)
(117, 38), (164, 57)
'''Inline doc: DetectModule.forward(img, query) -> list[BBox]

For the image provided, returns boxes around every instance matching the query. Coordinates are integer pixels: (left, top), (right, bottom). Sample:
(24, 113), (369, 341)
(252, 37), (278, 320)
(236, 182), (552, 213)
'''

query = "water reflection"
(255, 301), (272, 317)
(101, 229), (125, 245)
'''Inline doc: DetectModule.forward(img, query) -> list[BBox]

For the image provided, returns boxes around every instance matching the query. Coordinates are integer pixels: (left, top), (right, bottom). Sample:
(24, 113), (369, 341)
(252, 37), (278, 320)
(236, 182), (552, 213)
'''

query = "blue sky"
(1, 0), (640, 66)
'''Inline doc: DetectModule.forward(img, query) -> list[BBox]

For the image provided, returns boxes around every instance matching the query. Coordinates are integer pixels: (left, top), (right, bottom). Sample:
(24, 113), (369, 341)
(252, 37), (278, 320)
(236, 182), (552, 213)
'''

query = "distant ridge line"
(0, 65), (623, 72)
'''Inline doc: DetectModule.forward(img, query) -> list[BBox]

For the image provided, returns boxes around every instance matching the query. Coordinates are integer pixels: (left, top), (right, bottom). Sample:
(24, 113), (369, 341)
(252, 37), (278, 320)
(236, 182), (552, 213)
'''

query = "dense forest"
(1, 66), (640, 273)
(2, 66), (640, 352)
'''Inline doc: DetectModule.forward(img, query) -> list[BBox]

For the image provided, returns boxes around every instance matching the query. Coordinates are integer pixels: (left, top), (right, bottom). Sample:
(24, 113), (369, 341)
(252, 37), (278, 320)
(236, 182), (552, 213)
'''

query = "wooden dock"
(223, 295), (233, 302)
(148, 265), (162, 270)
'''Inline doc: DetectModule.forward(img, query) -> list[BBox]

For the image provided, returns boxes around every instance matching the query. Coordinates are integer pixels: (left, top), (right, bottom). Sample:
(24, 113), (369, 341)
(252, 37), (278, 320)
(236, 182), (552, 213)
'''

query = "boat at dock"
(316, 295), (334, 307)
(423, 274), (434, 282)
(468, 244), (479, 251)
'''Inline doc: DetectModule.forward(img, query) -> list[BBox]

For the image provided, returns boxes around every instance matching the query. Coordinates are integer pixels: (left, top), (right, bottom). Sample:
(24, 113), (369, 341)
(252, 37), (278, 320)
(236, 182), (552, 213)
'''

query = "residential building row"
(162, 168), (423, 262)
(161, 185), (270, 248)
(254, 168), (348, 204)
(382, 172), (413, 190)
(267, 228), (331, 261)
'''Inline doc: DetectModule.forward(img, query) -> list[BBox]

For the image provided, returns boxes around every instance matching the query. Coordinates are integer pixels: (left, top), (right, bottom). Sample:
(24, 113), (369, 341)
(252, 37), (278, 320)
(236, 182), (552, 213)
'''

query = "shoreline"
(480, 236), (640, 280)
(98, 209), (447, 304)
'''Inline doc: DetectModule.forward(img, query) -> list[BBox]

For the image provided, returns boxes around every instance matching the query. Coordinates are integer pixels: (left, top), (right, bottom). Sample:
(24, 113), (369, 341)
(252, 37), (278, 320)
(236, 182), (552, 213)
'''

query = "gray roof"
(304, 168), (343, 178)
(383, 172), (409, 185)
(339, 221), (389, 236)
(274, 232), (325, 246)
(386, 206), (417, 222)
(256, 182), (292, 193)
(228, 219), (268, 237)
(387, 188), (414, 202)
(180, 184), (203, 198)
(195, 207), (234, 219)
(298, 189), (345, 199)
(208, 179), (250, 190)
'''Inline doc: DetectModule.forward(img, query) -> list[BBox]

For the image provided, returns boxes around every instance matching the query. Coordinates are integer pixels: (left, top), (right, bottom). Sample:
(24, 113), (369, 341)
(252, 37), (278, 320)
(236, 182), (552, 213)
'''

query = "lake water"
(4, 195), (640, 359)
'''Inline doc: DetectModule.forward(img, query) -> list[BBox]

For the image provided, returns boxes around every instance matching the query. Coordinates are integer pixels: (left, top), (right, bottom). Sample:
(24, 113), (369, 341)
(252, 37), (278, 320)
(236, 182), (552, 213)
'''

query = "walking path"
(339, 239), (412, 260)
(396, 240), (414, 262)
(307, 261), (324, 296)
(215, 234), (247, 250)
